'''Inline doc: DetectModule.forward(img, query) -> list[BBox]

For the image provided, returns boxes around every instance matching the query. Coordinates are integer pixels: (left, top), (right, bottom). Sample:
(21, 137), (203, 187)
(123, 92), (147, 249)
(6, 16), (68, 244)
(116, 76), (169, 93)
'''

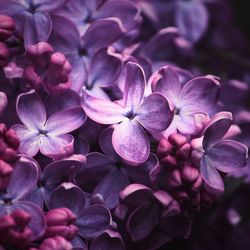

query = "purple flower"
(0, 0), (67, 47)
(152, 66), (220, 135)
(75, 126), (158, 209)
(48, 183), (112, 241)
(12, 90), (86, 159)
(0, 156), (45, 241)
(195, 112), (248, 191)
(81, 62), (173, 164)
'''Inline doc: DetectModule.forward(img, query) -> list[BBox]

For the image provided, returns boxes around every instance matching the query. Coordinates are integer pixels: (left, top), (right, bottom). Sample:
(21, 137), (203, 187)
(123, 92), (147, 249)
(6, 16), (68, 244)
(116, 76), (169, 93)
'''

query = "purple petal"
(0, 91), (7, 116)
(88, 47), (122, 88)
(136, 93), (173, 132)
(203, 112), (233, 149)
(180, 76), (220, 115)
(112, 120), (150, 165)
(7, 156), (39, 200)
(95, 0), (141, 31)
(77, 205), (112, 239)
(82, 18), (125, 54)
(34, 0), (67, 11)
(23, 12), (52, 47)
(176, 1), (208, 43)
(90, 230), (125, 250)
(42, 155), (85, 202)
(120, 184), (154, 207)
(123, 62), (146, 111)
(10, 201), (46, 240)
(127, 204), (157, 241)
(40, 134), (74, 159)
(152, 66), (181, 108)
(206, 140), (248, 173)
(45, 108), (86, 135)
(11, 124), (40, 157)
(81, 91), (125, 125)
(99, 127), (119, 161)
(49, 15), (80, 52)
(49, 183), (86, 216)
(200, 157), (224, 192)
(93, 169), (130, 209)
(16, 90), (46, 130)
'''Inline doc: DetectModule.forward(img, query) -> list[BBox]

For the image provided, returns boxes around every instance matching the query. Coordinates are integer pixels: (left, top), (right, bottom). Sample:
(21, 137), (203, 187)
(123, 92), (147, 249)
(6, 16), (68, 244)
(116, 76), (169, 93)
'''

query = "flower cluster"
(0, 0), (249, 250)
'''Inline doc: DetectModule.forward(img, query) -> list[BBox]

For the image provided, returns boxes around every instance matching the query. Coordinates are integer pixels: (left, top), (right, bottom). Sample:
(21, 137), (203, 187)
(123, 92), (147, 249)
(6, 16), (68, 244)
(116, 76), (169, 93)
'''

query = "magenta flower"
(12, 90), (86, 159)
(82, 62), (173, 164)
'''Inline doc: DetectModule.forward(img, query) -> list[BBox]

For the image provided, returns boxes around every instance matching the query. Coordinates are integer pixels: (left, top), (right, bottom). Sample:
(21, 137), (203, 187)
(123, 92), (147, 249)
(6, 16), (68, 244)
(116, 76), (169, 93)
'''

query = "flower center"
(126, 110), (136, 120)
(39, 129), (47, 136)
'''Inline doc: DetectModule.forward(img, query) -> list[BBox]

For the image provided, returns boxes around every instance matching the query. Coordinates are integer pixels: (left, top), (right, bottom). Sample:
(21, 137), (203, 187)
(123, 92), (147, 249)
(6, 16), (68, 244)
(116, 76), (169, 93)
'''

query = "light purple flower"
(12, 90), (86, 159)
(0, 92), (7, 116)
(81, 62), (173, 164)
(152, 66), (220, 135)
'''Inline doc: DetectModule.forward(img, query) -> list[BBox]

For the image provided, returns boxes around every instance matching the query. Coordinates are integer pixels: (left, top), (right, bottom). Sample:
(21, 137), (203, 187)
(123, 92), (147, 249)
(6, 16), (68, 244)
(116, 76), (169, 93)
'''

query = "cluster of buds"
(24, 42), (72, 94)
(154, 133), (219, 214)
(44, 208), (78, 241)
(0, 123), (20, 190)
(0, 15), (15, 67)
(0, 210), (32, 249)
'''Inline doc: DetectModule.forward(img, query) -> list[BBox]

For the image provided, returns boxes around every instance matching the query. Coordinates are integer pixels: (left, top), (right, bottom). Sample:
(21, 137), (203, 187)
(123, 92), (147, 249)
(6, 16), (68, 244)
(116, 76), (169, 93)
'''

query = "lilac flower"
(193, 112), (248, 191)
(75, 127), (158, 209)
(0, 156), (45, 241)
(49, 15), (124, 92)
(12, 90), (86, 159)
(82, 62), (173, 164)
(58, 0), (141, 35)
(48, 183), (112, 241)
(26, 155), (85, 208)
(0, 0), (67, 47)
(90, 230), (125, 250)
(118, 183), (180, 242)
(151, 66), (220, 135)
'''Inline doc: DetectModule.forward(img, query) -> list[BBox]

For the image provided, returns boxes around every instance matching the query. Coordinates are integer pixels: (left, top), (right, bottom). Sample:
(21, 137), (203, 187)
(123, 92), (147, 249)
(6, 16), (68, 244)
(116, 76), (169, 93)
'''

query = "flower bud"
(38, 236), (72, 250)
(0, 15), (15, 41)
(45, 208), (78, 240)
(0, 159), (13, 190)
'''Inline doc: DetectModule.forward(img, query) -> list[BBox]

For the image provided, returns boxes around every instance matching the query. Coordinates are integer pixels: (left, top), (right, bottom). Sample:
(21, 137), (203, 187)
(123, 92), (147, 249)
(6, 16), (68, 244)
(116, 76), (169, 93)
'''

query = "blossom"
(12, 90), (86, 159)
(194, 112), (248, 191)
(82, 62), (173, 164)
(151, 66), (220, 135)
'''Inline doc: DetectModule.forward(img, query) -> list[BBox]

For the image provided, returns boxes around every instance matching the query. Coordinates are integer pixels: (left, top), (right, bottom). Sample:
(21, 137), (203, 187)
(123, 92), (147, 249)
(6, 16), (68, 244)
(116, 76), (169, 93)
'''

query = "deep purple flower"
(192, 112), (248, 191)
(75, 126), (158, 209)
(90, 230), (125, 250)
(0, 156), (45, 241)
(48, 183), (112, 241)
(118, 183), (180, 242)
(151, 66), (220, 135)
(12, 90), (86, 159)
(0, 0), (67, 47)
(82, 62), (173, 164)
(49, 15), (124, 92)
